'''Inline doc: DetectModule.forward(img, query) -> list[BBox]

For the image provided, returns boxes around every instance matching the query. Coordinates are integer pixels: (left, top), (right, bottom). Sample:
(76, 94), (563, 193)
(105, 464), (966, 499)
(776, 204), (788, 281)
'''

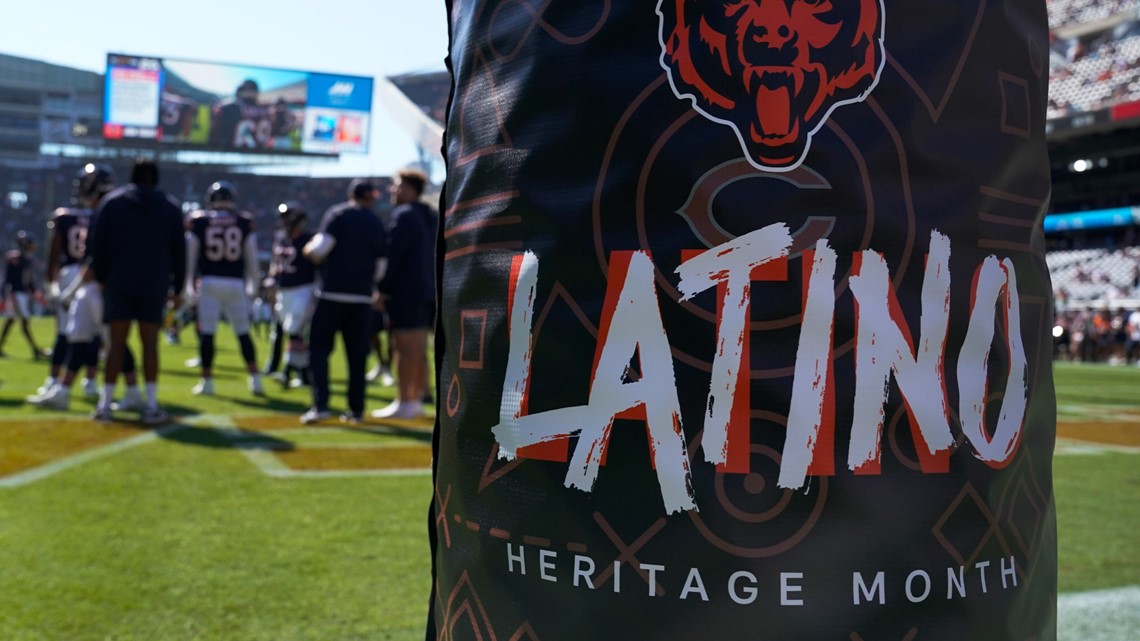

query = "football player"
(267, 202), (317, 388)
(38, 165), (112, 397)
(0, 230), (46, 359)
(27, 165), (146, 415)
(184, 180), (264, 396)
(208, 80), (272, 150)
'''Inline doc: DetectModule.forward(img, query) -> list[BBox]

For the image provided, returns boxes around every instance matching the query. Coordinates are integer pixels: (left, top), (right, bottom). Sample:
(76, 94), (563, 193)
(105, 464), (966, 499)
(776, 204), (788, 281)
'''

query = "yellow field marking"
(0, 424), (185, 488)
(0, 418), (150, 479)
(1057, 421), (1140, 448)
(274, 446), (432, 471)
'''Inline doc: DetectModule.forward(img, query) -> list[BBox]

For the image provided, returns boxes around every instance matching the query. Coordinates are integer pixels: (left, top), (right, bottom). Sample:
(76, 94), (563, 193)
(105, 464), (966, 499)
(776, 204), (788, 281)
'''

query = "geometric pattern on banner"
(886, 0), (987, 122)
(931, 482), (1013, 568)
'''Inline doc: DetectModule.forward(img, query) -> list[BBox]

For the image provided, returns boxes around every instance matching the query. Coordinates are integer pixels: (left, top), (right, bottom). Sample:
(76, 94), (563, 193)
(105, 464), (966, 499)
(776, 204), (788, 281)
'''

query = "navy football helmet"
(205, 181), (238, 207)
(16, 230), (36, 251)
(73, 163), (116, 205)
(277, 202), (308, 234)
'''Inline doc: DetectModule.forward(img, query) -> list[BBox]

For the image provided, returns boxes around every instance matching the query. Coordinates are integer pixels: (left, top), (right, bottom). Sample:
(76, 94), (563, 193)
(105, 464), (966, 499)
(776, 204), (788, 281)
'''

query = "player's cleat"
(192, 378), (215, 396)
(140, 406), (170, 426)
(111, 387), (145, 412)
(36, 376), (56, 396)
(367, 365), (395, 385)
(81, 377), (99, 399)
(28, 384), (69, 409)
(370, 400), (424, 420)
(249, 374), (265, 397)
(91, 406), (113, 423)
(300, 408), (332, 425)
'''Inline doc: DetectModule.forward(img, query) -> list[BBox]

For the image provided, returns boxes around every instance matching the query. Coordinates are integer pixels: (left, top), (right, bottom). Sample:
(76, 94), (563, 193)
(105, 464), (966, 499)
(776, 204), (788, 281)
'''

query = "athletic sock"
(145, 382), (158, 409)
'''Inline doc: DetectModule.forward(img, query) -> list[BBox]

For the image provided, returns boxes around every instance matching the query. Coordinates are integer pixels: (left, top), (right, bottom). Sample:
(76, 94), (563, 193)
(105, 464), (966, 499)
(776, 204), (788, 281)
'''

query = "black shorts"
(104, 293), (166, 325)
(387, 300), (435, 331)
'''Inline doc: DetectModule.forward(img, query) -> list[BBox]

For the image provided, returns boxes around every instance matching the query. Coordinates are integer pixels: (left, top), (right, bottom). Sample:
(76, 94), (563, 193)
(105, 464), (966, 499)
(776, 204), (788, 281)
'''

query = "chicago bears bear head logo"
(657, 0), (885, 172)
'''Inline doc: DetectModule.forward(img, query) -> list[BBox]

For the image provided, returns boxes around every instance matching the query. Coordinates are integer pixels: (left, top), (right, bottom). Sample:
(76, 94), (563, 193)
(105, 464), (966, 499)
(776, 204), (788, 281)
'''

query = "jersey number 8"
(205, 226), (243, 263)
(67, 225), (87, 260)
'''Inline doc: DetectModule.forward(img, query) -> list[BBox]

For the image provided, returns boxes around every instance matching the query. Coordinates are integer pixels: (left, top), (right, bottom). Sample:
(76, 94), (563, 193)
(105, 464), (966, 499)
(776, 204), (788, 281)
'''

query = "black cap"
(349, 178), (377, 200)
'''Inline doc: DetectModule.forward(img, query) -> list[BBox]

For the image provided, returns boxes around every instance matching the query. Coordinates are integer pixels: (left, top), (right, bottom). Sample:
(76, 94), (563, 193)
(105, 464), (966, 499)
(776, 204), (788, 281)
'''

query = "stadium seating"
(1048, 0), (1138, 31)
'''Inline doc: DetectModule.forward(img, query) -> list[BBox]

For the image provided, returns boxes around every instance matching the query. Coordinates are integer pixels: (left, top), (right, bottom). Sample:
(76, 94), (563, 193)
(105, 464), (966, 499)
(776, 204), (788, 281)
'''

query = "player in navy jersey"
(209, 80), (273, 150)
(88, 159), (186, 425)
(300, 179), (388, 424)
(266, 202), (317, 388)
(27, 164), (146, 415)
(183, 180), (264, 396)
(39, 165), (112, 397)
(372, 169), (438, 420)
(0, 230), (45, 359)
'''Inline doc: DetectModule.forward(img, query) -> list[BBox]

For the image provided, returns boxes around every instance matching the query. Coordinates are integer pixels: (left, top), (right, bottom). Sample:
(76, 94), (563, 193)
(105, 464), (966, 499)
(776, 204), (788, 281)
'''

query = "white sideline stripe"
(1058, 586), (1140, 641)
(0, 424), (187, 489)
(1055, 438), (1140, 455)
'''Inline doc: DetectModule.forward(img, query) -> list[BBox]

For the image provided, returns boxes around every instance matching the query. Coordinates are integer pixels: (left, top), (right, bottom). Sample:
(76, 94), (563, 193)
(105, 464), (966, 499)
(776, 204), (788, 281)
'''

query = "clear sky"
(5, 0), (450, 178)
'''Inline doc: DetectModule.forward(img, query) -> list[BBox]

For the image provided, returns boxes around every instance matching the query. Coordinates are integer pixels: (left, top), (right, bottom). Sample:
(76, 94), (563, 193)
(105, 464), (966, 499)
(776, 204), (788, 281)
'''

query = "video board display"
(103, 54), (373, 155)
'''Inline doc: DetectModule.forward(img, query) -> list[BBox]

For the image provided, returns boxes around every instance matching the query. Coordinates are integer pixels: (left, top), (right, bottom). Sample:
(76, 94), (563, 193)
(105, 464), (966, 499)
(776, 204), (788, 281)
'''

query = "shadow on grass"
(230, 395), (311, 413)
(158, 424), (295, 451)
(343, 422), (434, 444)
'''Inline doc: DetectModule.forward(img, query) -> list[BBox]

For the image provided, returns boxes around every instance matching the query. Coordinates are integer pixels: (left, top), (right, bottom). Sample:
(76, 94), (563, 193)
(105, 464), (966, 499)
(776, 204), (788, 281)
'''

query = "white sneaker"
(249, 374), (265, 397)
(37, 376), (57, 396)
(91, 406), (113, 423)
(192, 378), (215, 396)
(300, 408), (332, 425)
(370, 400), (424, 420)
(81, 377), (99, 399)
(140, 406), (170, 426)
(111, 387), (145, 412)
(28, 384), (69, 410)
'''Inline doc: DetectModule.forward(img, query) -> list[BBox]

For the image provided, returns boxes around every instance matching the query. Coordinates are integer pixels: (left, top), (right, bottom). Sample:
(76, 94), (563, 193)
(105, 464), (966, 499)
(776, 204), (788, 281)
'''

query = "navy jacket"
(89, 184), (185, 298)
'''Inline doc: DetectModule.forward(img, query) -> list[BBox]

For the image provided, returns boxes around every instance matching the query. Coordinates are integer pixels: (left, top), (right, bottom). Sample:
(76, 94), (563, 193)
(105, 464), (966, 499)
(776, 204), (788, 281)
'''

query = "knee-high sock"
(200, 333), (216, 370)
(238, 334), (257, 368)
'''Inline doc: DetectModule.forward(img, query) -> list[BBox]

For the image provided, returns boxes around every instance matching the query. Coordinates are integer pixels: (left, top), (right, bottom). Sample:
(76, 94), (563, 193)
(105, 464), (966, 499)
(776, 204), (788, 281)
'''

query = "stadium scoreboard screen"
(103, 53), (374, 155)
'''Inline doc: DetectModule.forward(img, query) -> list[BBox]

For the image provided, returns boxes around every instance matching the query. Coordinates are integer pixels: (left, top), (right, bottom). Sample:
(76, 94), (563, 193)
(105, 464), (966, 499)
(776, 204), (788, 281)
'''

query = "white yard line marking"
(1058, 585), (1140, 641)
(1057, 404), (1140, 422)
(0, 424), (186, 489)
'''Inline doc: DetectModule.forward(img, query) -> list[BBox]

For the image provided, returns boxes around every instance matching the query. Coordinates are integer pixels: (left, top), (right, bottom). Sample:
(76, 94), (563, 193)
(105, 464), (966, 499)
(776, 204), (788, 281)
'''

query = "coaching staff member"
(372, 169), (438, 420)
(301, 178), (388, 424)
(88, 159), (185, 425)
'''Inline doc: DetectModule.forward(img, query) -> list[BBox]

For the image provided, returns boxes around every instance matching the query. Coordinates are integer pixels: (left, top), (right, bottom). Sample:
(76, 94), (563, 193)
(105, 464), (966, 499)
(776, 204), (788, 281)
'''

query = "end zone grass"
(0, 319), (434, 640)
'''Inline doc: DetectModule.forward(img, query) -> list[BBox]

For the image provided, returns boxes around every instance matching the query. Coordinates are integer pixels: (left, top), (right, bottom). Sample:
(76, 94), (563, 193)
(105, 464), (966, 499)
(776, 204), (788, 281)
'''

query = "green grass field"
(0, 319), (1136, 640)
